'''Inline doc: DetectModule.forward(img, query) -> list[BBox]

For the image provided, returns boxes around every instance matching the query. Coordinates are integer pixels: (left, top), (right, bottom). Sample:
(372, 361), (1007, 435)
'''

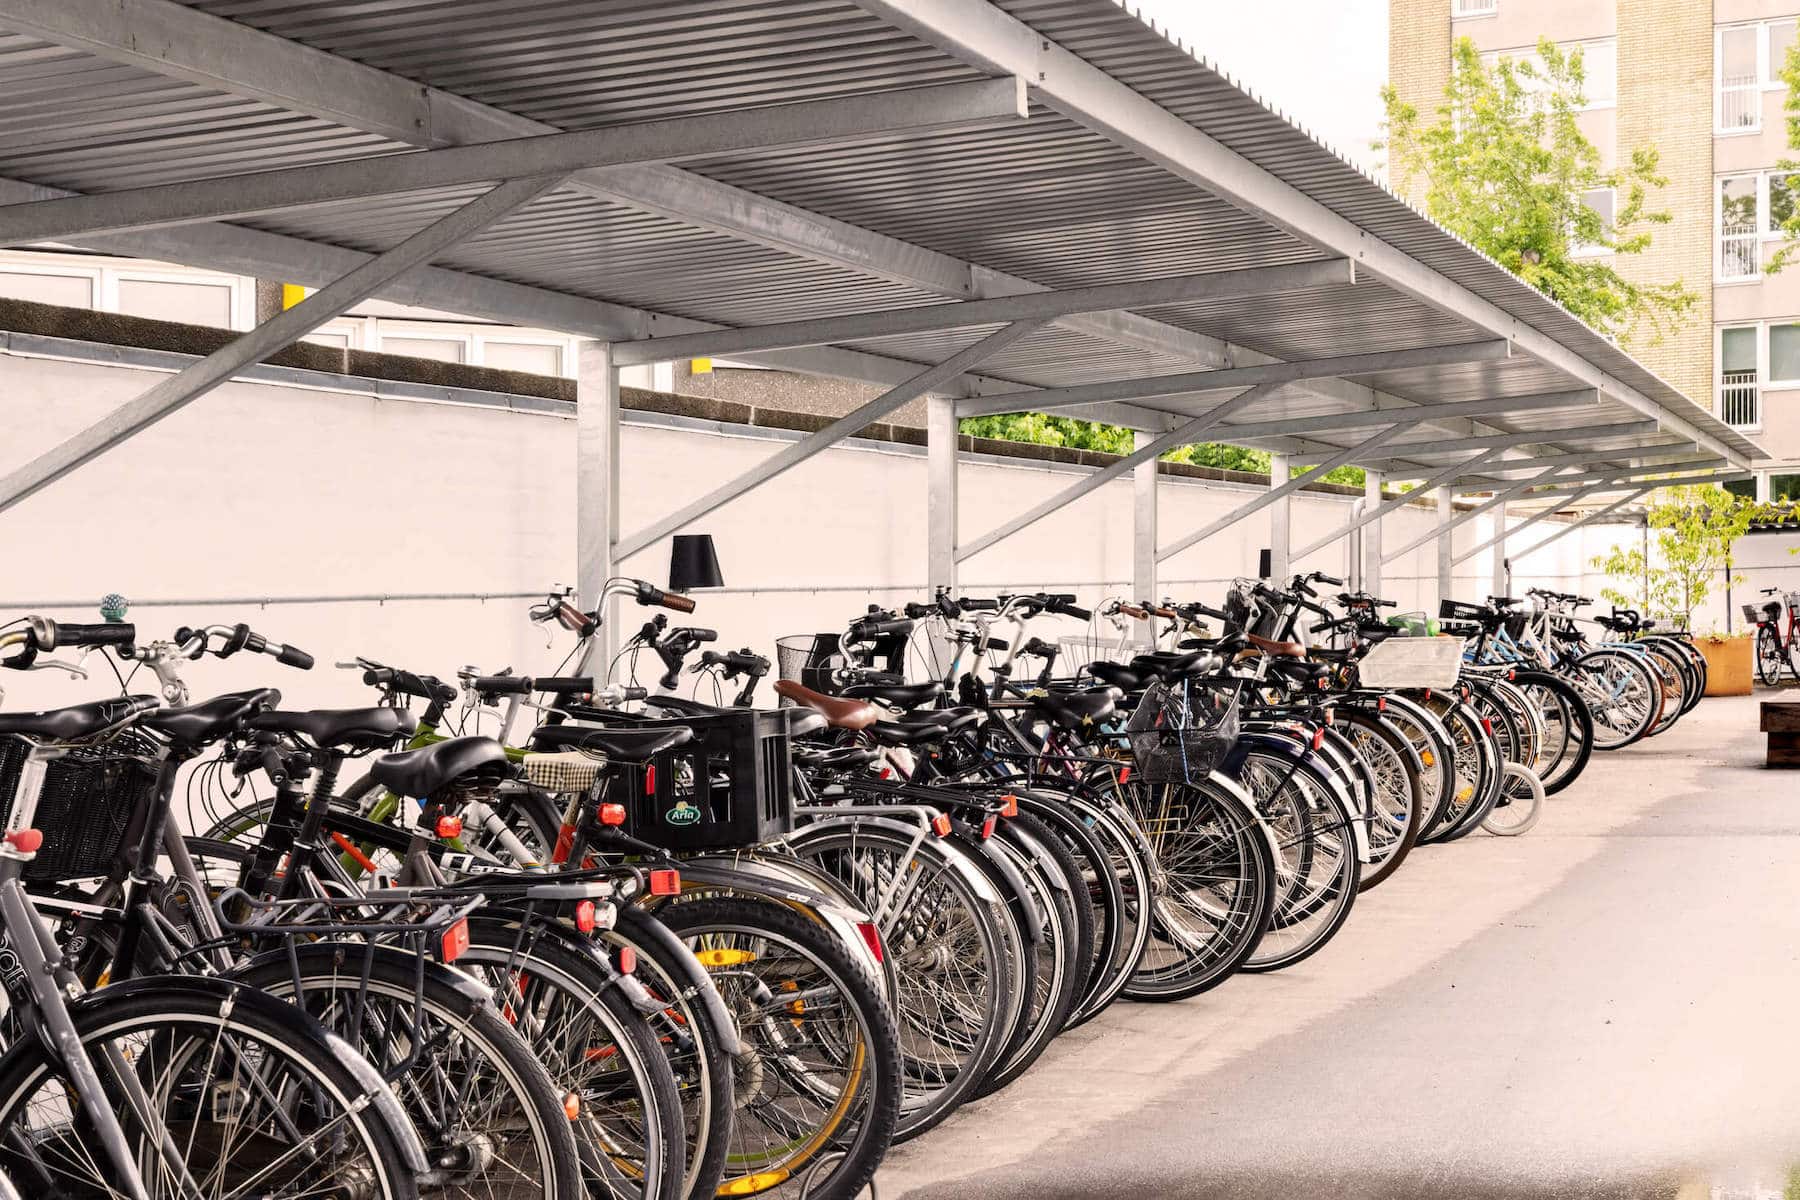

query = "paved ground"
(876, 692), (1800, 1200)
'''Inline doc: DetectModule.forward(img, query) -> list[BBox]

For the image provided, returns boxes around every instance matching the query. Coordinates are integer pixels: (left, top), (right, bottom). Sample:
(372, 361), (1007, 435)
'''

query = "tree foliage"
(1379, 37), (1695, 345)
(957, 413), (1364, 485)
(1764, 41), (1800, 272)
(1590, 486), (1775, 632)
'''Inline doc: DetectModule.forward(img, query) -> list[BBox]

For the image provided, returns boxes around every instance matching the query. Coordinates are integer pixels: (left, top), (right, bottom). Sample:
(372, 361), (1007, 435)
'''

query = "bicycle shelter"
(0, 0), (1768, 646)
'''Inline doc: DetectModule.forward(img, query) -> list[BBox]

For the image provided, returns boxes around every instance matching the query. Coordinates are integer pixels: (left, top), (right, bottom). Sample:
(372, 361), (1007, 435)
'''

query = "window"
(0, 269), (94, 308)
(1720, 175), (1761, 277)
(480, 339), (562, 376)
(1720, 325), (1760, 429)
(1574, 187), (1614, 255)
(379, 334), (466, 363)
(1482, 39), (1615, 108)
(1452, 0), (1497, 15)
(1772, 323), (1800, 383)
(115, 278), (233, 328)
(1716, 20), (1799, 132)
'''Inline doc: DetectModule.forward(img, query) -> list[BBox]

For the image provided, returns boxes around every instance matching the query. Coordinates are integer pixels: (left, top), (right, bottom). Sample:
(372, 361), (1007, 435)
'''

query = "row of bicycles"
(0, 569), (1699, 1199)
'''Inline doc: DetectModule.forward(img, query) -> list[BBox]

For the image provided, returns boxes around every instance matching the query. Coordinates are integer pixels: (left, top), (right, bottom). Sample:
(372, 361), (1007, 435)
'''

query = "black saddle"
(1085, 661), (1143, 691)
(142, 689), (280, 747)
(0, 696), (158, 741)
(529, 724), (694, 764)
(794, 745), (880, 771)
(248, 707), (417, 751)
(841, 681), (945, 710)
(369, 736), (511, 799)
(1032, 687), (1117, 730)
(864, 719), (949, 747)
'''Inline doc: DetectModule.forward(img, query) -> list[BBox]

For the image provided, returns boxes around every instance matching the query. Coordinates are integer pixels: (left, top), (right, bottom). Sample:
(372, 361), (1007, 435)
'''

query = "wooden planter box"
(1699, 634), (1754, 697)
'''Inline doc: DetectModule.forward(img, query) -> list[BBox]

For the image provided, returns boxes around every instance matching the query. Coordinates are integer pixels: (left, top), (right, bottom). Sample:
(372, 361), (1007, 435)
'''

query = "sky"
(1131, 0), (1392, 174)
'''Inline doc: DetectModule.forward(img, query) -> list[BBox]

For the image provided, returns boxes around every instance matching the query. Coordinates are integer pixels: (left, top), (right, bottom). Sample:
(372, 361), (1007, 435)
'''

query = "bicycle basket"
(626, 698), (798, 852)
(1743, 603), (1762, 626)
(0, 730), (160, 883)
(776, 633), (844, 694)
(1355, 635), (1464, 689)
(1123, 678), (1241, 785)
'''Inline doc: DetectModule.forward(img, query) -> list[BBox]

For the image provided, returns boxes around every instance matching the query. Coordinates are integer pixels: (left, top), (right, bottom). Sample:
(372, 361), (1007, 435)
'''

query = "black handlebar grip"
(471, 674), (532, 695)
(533, 676), (594, 694)
(851, 617), (915, 639)
(903, 602), (935, 619)
(1314, 573), (1344, 587)
(958, 598), (999, 613)
(686, 628), (719, 644)
(1060, 603), (1093, 622)
(51, 622), (137, 648)
(622, 686), (649, 701)
(274, 644), (314, 670)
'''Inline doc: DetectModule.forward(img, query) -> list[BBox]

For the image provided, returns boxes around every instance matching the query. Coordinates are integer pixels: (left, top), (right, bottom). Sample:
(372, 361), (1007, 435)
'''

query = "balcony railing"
(1719, 75), (1761, 130)
(1721, 222), (1760, 277)
(1721, 370), (1761, 428)
(1452, 0), (1497, 14)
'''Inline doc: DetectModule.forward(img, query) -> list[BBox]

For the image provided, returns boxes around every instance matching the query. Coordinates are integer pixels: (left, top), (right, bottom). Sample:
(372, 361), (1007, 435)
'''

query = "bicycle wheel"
(1379, 695), (1457, 837)
(1482, 762), (1545, 836)
(1232, 747), (1360, 973)
(1122, 776), (1277, 1002)
(1332, 706), (1424, 890)
(1008, 788), (1128, 1029)
(656, 896), (902, 1200)
(1572, 649), (1659, 748)
(1511, 671), (1593, 795)
(229, 941), (583, 1200)
(785, 821), (1017, 1140)
(0, 975), (421, 1200)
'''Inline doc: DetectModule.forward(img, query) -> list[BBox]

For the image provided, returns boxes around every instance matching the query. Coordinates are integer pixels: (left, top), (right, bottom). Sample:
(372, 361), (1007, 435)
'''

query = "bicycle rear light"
(434, 814), (463, 839)
(574, 900), (597, 933)
(598, 802), (627, 826)
(440, 917), (471, 964)
(648, 868), (680, 895)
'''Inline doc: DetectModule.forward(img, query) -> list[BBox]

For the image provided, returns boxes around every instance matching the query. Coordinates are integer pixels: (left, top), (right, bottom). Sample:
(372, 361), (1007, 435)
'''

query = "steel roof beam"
(856, 0), (1754, 469)
(611, 261), (1353, 364)
(1446, 454), (1726, 490)
(1380, 464), (1578, 562)
(1202, 389), (1597, 445)
(0, 79), (1027, 245)
(1157, 421), (1420, 563)
(613, 320), (1045, 561)
(1451, 484), (1613, 565)
(1507, 488), (1658, 561)
(957, 340), (1512, 419)
(1291, 448), (1504, 561)
(0, 175), (561, 516)
(1350, 420), (1659, 466)
(1468, 445), (1702, 477)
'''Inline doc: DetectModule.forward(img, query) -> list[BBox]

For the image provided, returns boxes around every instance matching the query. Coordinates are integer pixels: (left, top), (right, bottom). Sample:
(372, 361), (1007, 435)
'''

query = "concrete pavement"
(876, 692), (1800, 1199)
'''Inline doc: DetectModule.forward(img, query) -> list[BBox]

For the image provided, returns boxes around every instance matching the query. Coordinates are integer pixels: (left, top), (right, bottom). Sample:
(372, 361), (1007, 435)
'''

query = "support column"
(1490, 500), (1509, 597)
(1268, 453), (1292, 580)
(577, 339), (621, 669)
(1757, 470), (1773, 503)
(1133, 429), (1158, 634)
(1436, 486), (1454, 607)
(1363, 469), (1383, 597)
(927, 393), (959, 595)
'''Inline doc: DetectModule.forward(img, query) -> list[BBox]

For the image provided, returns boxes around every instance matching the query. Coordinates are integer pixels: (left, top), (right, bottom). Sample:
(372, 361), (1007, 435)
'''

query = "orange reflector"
(1001, 794), (1018, 817)
(980, 815), (996, 839)
(930, 813), (951, 837)
(648, 868), (680, 896)
(435, 814), (463, 839)
(553, 823), (576, 865)
(856, 921), (884, 965)
(617, 945), (636, 975)
(574, 900), (597, 933)
(562, 1092), (581, 1121)
(440, 917), (470, 964)
(599, 802), (627, 826)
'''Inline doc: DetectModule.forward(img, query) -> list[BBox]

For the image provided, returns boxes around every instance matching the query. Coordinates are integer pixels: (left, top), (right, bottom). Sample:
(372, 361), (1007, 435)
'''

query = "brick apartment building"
(1391, 0), (1800, 498)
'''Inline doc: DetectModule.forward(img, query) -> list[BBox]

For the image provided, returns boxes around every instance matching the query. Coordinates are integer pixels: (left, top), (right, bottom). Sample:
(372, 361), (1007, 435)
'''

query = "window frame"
(1717, 323), (1766, 432)
(1451, 0), (1498, 18)
(1572, 186), (1616, 257)
(1715, 19), (1799, 134)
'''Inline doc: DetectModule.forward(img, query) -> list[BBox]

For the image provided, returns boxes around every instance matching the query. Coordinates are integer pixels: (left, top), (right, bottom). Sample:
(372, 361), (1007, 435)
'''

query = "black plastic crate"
(0, 732), (159, 882)
(1438, 599), (1489, 622)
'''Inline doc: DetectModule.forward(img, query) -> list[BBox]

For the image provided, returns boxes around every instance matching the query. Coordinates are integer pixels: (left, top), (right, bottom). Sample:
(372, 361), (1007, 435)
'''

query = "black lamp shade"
(669, 534), (724, 592)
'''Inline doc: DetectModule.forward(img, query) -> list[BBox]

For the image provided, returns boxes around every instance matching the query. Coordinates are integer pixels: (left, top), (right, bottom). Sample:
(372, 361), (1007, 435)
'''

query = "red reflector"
(4, 829), (41, 854)
(1118, 766), (1132, 786)
(599, 802), (627, 826)
(644, 764), (656, 794)
(1423, 688), (1432, 700)
(856, 921), (885, 965)
(879, 766), (892, 779)
(930, 813), (951, 837)
(648, 868), (680, 896)
(980, 815), (996, 839)
(1312, 727), (1325, 750)
(435, 814), (463, 839)
(617, 945), (636, 975)
(1481, 717), (1493, 735)
(440, 917), (470, 964)
(1506, 669), (1516, 681)
(574, 900), (596, 933)
(552, 823), (576, 865)
(1377, 696), (1388, 712)
(1323, 708), (1333, 725)
(1000, 794), (1018, 818)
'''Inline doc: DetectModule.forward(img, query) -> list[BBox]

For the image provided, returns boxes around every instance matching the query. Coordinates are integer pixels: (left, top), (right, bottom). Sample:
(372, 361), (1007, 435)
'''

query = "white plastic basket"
(1059, 634), (1150, 669)
(1355, 636), (1464, 690)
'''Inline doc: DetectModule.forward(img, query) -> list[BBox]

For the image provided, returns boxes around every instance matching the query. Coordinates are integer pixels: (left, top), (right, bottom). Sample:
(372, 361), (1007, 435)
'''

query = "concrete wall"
(0, 348), (1630, 711)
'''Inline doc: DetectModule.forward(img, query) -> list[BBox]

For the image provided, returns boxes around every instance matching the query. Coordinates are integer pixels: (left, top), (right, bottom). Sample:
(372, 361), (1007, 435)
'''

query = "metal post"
(1269, 454), (1292, 581)
(1757, 470), (1773, 503)
(1364, 470), (1383, 597)
(1436, 487), (1454, 606)
(577, 339), (620, 669)
(1133, 429), (1158, 622)
(927, 393), (959, 595)
(1490, 501), (1508, 596)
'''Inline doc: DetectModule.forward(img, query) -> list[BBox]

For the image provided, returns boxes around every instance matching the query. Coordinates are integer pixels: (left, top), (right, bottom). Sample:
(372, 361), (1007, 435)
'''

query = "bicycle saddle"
(370, 735), (512, 799)
(529, 724), (694, 763)
(248, 706), (418, 751)
(772, 680), (879, 731)
(1085, 661), (1143, 691)
(142, 689), (280, 747)
(1031, 687), (1117, 730)
(840, 680), (944, 710)
(0, 695), (159, 741)
(1245, 633), (1306, 659)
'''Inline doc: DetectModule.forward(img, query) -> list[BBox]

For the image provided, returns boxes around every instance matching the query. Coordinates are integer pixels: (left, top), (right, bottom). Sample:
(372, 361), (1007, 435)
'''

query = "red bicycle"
(1749, 586), (1800, 686)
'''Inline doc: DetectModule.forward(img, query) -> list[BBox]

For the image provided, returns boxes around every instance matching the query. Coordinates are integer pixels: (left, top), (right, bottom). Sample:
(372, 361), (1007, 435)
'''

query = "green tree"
(1590, 486), (1772, 631)
(958, 413), (1363, 485)
(1379, 37), (1695, 345)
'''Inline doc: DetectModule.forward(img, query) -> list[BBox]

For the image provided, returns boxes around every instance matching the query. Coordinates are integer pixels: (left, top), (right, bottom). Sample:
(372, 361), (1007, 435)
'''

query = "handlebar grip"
(1118, 602), (1147, 619)
(622, 685), (648, 701)
(1314, 574), (1344, 587)
(851, 618), (915, 639)
(958, 598), (999, 613)
(274, 644), (314, 670)
(1190, 603), (1230, 622)
(51, 622), (136, 648)
(470, 674), (532, 695)
(533, 676), (594, 694)
(686, 628), (719, 644)
(632, 580), (696, 613)
(661, 592), (696, 614)
(903, 602), (935, 619)
(1059, 604), (1093, 622)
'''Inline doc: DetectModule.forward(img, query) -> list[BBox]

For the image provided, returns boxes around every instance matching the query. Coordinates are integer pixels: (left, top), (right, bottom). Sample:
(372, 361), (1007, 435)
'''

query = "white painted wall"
(0, 349), (1631, 710)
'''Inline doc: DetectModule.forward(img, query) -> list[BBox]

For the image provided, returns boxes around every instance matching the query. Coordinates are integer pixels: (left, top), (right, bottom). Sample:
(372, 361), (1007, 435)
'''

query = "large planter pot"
(1698, 633), (1754, 696)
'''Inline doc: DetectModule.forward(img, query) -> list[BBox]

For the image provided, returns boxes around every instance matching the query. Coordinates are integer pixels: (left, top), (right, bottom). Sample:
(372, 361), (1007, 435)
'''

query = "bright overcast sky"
(1131, 0), (1391, 174)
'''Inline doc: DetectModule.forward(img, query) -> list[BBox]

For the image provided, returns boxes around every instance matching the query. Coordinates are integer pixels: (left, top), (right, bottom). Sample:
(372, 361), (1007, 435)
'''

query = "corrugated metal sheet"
(0, 0), (1765, 469)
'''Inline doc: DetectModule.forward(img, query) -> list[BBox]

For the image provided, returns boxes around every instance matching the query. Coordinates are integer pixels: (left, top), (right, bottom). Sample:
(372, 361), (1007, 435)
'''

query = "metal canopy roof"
(0, 0), (1768, 625)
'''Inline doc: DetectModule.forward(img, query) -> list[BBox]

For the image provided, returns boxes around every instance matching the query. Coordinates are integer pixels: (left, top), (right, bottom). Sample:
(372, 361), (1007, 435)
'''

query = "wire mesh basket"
(1123, 678), (1241, 785)
(776, 633), (845, 694)
(1058, 634), (1150, 670)
(0, 731), (160, 883)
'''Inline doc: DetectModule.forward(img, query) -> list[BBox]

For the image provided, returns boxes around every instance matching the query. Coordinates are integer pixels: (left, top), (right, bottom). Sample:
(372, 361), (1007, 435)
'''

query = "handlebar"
(360, 665), (458, 705)
(51, 621), (138, 649)
(176, 623), (314, 670)
(633, 581), (695, 613)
